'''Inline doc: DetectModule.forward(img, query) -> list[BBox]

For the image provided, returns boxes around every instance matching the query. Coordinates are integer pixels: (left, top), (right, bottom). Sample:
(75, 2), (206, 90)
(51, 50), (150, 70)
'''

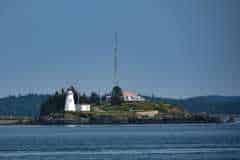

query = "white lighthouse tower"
(64, 90), (76, 112)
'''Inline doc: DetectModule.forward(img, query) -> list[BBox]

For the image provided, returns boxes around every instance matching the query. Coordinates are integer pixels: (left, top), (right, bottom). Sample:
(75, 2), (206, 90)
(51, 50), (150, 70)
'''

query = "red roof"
(123, 91), (137, 97)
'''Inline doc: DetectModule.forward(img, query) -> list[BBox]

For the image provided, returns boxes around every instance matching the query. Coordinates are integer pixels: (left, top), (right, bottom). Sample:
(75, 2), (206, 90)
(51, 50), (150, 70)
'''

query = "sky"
(0, 0), (240, 98)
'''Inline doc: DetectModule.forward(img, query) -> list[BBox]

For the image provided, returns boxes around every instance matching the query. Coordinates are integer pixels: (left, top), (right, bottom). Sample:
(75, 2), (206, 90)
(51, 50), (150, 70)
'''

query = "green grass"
(96, 101), (182, 113)
(63, 101), (186, 120)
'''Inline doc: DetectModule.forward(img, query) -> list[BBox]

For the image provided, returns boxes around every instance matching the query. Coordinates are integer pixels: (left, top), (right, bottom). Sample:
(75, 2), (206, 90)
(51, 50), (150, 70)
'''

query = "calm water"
(0, 123), (240, 160)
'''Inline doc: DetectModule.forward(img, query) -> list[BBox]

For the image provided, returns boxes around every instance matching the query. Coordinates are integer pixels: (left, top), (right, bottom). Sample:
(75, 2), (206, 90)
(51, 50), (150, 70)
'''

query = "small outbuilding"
(76, 104), (91, 112)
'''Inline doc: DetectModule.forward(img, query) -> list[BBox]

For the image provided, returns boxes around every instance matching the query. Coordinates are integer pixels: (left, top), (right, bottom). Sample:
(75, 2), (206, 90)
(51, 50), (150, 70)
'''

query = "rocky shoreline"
(0, 113), (226, 125)
(0, 112), (215, 125)
(38, 113), (224, 125)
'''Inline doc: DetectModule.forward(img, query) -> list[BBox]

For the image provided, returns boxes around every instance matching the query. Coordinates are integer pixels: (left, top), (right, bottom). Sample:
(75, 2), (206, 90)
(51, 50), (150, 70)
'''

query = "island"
(0, 86), (225, 125)
(37, 86), (223, 125)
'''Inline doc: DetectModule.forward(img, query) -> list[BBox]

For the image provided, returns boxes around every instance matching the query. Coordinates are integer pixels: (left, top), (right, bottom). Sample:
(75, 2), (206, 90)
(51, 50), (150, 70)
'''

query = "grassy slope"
(92, 101), (186, 115)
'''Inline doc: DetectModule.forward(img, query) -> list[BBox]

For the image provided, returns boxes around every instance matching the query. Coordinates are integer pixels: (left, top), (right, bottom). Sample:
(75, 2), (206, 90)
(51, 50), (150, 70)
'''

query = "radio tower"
(113, 32), (119, 87)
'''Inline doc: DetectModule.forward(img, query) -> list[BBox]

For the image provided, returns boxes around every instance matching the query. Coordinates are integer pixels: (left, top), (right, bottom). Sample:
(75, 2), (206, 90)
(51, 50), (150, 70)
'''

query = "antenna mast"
(113, 32), (119, 86)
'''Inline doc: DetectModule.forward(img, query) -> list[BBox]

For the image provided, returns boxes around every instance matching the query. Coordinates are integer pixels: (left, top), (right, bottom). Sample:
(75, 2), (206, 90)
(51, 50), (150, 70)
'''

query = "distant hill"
(145, 95), (240, 114)
(0, 94), (240, 117)
(0, 94), (49, 117)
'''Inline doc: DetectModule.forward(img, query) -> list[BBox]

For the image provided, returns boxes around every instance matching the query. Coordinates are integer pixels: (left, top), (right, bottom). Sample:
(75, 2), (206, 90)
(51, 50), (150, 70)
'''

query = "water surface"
(0, 123), (239, 160)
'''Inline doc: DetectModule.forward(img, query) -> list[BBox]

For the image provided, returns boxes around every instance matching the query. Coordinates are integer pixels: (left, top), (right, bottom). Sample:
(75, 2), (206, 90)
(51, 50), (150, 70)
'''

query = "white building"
(76, 104), (91, 112)
(64, 89), (91, 112)
(64, 90), (76, 112)
(106, 90), (145, 102)
(122, 91), (145, 102)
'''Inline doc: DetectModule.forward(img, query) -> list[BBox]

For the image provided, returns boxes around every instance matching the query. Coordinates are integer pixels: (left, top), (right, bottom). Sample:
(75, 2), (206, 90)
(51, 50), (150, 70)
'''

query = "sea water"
(0, 123), (239, 160)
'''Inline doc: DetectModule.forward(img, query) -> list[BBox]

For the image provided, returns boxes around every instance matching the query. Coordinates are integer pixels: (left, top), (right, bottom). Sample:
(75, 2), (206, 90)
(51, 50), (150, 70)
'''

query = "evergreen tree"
(90, 92), (100, 104)
(79, 93), (89, 104)
(61, 88), (65, 95)
(40, 90), (65, 116)
(111, 86), (123, 105)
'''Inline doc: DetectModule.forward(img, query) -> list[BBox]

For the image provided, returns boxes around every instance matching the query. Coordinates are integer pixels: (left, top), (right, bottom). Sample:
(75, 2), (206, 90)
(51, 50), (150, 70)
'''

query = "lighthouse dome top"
(66, 90), (74, 95)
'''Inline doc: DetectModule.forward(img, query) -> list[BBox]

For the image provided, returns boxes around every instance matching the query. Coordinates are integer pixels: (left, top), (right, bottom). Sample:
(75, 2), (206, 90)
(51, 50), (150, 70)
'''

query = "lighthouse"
(64, 90), (76, 112)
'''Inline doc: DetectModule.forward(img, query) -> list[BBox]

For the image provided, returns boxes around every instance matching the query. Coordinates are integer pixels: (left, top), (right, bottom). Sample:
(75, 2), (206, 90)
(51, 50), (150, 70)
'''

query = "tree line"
(40, 85), (124, 116)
